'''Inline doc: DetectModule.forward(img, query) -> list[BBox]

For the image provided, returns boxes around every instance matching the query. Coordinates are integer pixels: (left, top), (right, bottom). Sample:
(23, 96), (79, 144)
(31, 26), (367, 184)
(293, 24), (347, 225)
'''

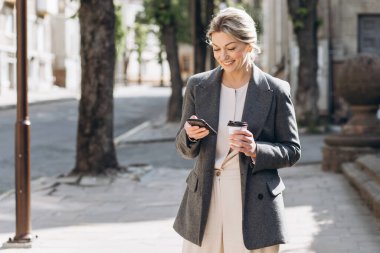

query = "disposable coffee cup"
(227, 120), (248, 135)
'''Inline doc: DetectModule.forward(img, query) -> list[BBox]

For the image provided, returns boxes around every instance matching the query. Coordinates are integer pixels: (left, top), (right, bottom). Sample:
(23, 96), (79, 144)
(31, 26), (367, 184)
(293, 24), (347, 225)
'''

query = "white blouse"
(214, 82), (249, 169)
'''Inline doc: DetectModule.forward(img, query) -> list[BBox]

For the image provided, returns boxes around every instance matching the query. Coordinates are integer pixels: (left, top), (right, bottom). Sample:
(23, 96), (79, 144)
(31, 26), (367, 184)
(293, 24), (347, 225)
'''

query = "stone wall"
(328, 0), (380, 61)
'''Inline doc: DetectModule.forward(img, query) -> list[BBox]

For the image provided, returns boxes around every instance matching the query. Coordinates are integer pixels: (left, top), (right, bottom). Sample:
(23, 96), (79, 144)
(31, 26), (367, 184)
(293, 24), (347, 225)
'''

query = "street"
(0, 86), (170, 194)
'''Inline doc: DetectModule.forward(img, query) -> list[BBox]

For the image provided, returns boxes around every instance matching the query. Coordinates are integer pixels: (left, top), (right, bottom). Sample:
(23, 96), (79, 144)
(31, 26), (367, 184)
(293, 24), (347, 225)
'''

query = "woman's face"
(211, 32), (251, 74)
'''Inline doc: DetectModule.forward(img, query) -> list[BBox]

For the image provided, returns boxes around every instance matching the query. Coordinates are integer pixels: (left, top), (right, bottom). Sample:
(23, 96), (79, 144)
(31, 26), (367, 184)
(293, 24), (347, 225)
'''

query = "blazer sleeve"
(175, 76), (201, 159)
(252, 82), (301, 172)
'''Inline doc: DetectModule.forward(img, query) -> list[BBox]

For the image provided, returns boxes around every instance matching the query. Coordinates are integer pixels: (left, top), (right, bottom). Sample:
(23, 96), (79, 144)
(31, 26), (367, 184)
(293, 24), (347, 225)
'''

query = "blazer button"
(258, 193), (264, 200)
(216, 171), (221, 176)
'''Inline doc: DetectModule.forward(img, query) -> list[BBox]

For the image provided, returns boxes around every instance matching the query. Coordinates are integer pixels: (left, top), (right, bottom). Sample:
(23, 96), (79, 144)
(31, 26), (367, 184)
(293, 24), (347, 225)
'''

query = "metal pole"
(7, 0), (32, 246)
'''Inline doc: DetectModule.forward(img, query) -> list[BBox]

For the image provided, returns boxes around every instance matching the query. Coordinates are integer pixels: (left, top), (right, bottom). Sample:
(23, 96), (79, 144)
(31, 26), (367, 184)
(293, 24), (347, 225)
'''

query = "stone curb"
(114, 121), (151, 145)
(0, 189), (14, 201)
(118, 137), (176, 145)
(0, 97), (77, 111)
(114, 116), (178, 145)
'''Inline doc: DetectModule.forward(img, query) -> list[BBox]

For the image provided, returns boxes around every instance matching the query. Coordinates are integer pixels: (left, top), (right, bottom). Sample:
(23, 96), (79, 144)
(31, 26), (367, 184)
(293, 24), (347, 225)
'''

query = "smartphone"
(187, 118), (217, 135)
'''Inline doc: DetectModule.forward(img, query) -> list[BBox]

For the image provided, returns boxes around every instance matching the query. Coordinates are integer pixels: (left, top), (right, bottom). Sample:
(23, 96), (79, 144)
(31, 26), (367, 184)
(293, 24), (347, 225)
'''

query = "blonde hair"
(206, 7), (261, 66)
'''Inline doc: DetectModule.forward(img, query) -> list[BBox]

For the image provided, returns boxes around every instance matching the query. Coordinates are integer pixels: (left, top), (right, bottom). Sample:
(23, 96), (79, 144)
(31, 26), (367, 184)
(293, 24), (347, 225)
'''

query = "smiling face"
(211, 32), (252, 74)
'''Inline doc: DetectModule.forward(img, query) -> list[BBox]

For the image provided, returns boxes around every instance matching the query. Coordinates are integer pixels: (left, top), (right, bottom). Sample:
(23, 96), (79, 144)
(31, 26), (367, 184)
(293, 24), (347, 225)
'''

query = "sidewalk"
(0, 86), (79, 110)
(1, 163), (379, 252)
(1, 93), (380, 252)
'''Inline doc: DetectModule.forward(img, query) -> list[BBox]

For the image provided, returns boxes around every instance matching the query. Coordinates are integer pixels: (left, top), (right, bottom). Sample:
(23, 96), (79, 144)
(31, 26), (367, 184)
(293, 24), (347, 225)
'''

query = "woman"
(174, 7), (301, 253)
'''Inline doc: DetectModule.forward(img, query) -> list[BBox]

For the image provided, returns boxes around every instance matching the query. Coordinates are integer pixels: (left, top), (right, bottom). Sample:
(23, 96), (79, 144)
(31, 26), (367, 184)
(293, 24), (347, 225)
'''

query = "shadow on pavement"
(280, 165), (380, 253)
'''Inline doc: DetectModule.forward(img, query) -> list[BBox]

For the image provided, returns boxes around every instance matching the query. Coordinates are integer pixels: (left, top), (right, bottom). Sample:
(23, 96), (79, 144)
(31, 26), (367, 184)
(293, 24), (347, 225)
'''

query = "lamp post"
(3, 0), (32, 248)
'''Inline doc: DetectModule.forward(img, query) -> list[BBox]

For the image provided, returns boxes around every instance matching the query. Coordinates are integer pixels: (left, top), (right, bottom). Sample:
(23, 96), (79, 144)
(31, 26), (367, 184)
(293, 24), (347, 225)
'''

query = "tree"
(287, 0), (319, 127)
(71, 0), (120, 175)
(122, 26), (134, 86)
(115, 5), (127, 58)
(157, 39), (166, 87)
(115, 5), (131, 86)
(160, 2), (183, 122)
(141, 0), (190, 122)
(191, 0), (215, 73)
(134, 23), (149, 84)
(191, 0), (206, 74)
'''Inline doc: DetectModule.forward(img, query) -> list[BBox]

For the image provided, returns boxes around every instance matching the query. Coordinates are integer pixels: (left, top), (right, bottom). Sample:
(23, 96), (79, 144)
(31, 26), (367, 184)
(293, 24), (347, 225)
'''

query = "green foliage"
(296, 7), (309, 17)
(291, 7), (310, 31)
(134, 23), (149, 63)
(138, 0), (191, 44)
(218, 1), (263, 38)
(69, 11), (79, 19)
(115, 5), (127, 58)
(174, 0), (191, 43)
(155, 32), (166, 64)
(289, 1), (317, 33)
(293, 19), (305, 30)
(316, 17), (323, 28)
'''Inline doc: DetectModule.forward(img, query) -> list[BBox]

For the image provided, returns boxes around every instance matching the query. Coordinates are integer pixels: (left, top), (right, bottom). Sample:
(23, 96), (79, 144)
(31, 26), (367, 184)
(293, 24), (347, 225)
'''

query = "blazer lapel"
(195, 66), (223, 133)
(242, 65), (274, 139)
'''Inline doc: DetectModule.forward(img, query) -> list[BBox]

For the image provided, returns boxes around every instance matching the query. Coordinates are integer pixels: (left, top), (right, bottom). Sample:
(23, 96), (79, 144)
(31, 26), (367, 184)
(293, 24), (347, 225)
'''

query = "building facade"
(261, 0), (380, 122)
(51, 0), (80, 91)
(0, 0), (81, 96)
(0, 0), (17, 95)
(28, 0), (57, 92)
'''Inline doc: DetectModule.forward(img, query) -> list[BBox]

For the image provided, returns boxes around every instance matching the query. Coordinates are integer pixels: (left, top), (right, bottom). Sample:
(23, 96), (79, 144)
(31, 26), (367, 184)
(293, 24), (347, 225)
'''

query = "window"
(4, 6), (15, 36)
(358, 15), (380, 55)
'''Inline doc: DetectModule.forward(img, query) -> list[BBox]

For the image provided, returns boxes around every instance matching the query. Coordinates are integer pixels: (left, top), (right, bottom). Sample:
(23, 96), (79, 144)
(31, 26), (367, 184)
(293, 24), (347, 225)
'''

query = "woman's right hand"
(185, 115), (210, 141)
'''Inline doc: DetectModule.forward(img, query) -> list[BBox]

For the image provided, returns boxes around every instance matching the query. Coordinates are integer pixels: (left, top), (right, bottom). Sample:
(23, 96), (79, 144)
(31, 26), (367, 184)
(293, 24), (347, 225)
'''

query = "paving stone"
(1, 164), (380, 252)
(79, 176), (113, 186)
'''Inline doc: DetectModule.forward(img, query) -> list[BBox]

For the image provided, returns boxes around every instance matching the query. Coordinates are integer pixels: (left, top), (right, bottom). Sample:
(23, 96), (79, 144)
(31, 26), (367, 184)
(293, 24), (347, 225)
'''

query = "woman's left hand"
(229, 129), (257, 158)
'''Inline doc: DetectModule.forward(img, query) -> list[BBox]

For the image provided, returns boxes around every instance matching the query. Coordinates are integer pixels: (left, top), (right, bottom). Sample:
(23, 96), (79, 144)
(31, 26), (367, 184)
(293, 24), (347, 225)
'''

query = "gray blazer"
(173, 65), (301, 250)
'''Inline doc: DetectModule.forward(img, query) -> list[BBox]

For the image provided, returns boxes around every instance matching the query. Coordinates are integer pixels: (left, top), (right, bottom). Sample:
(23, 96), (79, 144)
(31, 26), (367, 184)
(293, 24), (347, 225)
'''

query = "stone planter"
(322, 54), (380, 172)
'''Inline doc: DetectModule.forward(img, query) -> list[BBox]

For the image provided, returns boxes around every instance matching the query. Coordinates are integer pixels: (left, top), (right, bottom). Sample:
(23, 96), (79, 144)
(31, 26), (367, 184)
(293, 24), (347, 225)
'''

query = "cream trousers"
(182, 153), (280, 253)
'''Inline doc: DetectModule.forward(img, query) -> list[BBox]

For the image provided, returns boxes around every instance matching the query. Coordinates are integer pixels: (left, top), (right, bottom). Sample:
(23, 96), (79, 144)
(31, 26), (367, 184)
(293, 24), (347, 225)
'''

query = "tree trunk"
(123, 51), (130, 86)
(138, 58), (142, 84)
(206, 0), (216, 70)
(158, 44), (165, 87)
(160, 54), (164, 87)
(72, 0), (119, 175)
(192, 0), (207, 74)
(162, 24), (183, 122)
(287, 0), (319, 127)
